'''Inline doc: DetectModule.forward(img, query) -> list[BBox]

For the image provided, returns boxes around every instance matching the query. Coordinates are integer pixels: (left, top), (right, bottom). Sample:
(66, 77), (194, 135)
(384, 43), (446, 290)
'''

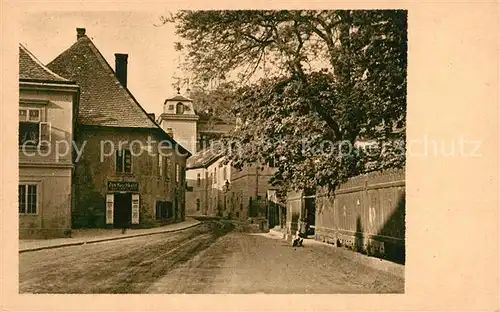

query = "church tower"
(158, 87), (199, 155)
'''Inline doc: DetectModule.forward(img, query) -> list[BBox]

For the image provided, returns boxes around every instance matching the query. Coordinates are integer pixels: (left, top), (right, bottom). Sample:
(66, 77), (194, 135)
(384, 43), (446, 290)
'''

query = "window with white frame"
(19, 107), (50, 147)
(19, 184), (37, 214)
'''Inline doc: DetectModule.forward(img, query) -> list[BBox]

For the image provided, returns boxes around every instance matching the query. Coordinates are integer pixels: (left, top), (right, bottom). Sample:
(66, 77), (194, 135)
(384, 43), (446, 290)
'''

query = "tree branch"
(241, 33), (274, 45)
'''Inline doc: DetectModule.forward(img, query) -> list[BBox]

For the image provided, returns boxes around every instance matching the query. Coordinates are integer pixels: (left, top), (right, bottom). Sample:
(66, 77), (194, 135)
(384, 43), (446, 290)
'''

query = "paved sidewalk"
(263, 230), (405, 279)
(268, 226), (287, 239)
(19, 218), (202, 253)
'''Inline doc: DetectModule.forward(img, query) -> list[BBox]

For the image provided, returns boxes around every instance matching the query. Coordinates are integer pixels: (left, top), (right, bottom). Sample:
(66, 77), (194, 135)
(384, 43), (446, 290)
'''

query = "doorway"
(114, 193), (132, 228)
(304, 196), (316, 235)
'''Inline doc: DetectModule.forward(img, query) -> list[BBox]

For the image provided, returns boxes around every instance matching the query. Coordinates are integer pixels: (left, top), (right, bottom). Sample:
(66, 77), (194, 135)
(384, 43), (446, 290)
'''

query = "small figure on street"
(122, 221), (130, 234)
(292, 236), (303, 247)
(292, 230), (304, 247)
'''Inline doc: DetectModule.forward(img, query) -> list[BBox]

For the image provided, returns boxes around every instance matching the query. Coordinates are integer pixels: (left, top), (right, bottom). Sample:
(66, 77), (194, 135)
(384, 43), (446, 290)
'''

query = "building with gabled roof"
(47, 28), (191, 229)
(18, 44), (80, 238)
(158, 86), (277, 221)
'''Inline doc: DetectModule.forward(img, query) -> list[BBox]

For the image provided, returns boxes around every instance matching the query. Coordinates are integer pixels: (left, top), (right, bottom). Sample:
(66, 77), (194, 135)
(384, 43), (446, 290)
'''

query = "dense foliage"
(163, 10), (407, 193)
(187, 82), (238, 124)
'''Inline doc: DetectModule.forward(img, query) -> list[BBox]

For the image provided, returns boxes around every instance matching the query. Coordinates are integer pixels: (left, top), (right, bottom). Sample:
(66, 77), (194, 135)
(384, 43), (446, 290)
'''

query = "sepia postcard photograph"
(16, 9), (407, 294)
(1, 1), (498, 312)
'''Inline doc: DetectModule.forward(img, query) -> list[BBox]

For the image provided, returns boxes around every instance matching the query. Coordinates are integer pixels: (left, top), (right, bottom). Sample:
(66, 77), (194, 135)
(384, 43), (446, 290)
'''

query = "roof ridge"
(186, 146), (225, 169)
(19, 43), (71, 82)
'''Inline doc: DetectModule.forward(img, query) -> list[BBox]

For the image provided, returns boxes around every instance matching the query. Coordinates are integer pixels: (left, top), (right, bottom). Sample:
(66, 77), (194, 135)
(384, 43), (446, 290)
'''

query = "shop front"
(105, 181), (140, 228)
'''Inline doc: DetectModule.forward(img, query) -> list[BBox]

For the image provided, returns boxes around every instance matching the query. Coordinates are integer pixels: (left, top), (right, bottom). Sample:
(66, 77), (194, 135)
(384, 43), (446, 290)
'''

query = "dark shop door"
(114, 193), (132, 228)
(305, 197), (316, 235)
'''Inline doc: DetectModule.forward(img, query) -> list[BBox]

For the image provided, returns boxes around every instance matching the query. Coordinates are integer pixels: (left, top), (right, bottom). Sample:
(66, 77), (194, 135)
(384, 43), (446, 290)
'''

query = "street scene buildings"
(18, 10), (407, 294)
(19, 44), (80, 238)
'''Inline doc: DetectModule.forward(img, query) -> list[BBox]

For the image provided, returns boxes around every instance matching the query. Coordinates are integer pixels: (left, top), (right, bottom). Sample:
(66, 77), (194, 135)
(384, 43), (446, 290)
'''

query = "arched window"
(176, 102), (184, 114)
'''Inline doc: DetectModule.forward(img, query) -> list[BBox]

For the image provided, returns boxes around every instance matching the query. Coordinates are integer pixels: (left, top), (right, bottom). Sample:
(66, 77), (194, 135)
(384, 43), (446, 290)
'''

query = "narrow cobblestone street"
(20, 221), (404, 294)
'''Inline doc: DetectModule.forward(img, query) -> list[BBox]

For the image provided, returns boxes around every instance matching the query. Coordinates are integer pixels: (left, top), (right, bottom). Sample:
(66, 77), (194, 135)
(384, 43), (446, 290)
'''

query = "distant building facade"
(184, 150), (234, 218)
(185, 155), (277, 220)
(229, 163), (276, 220)
(47, 28), (190, 229)
(156, 85), (278, 220)
(18, 44), (80, 238)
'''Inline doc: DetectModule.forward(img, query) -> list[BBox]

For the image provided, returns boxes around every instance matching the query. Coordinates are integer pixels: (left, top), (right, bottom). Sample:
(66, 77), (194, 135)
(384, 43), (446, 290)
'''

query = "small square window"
(29, 110), (40, 121)
(19, 109), (27, 121)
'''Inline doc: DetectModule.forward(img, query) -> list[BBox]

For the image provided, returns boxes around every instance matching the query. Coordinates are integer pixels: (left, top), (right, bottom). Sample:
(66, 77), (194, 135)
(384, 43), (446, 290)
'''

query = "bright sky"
(19, 10), (185, 118)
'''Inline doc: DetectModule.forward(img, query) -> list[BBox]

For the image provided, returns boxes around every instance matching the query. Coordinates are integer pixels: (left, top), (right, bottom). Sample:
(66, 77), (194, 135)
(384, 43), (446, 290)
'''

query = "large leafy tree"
(163, 10), (407, 193)
(188, 81), (238, 124)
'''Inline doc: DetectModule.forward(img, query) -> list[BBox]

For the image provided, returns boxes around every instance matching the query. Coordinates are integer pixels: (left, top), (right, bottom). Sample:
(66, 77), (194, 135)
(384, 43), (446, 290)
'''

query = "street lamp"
(223, 180), (231, 218)
(223, 180), (230, 193)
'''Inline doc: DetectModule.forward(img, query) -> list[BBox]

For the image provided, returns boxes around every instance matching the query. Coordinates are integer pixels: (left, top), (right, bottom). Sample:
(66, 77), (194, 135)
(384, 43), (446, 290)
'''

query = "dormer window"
(176, 102), (184, 114)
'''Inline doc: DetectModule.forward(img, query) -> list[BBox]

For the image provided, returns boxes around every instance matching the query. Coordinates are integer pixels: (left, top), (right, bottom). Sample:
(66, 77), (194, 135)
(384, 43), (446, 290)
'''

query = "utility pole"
(255, 165), (259, 217)
(255, 165), (259, 197)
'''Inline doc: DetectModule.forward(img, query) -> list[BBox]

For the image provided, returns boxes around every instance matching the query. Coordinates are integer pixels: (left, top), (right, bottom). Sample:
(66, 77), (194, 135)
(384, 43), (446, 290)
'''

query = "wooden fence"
(286, 168), (405, 264)
(316, 168), (405, 263)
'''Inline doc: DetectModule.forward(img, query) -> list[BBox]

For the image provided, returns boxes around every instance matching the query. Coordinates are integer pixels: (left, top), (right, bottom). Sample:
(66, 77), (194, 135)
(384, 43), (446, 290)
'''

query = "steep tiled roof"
(186, 147), (224, 169)
(19, 44), (71, 83)
(46, 35), (158, 128)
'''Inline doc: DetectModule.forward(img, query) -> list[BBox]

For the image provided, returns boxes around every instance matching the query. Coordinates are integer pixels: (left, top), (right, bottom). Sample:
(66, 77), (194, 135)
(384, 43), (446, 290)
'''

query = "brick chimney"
(76, 28), (86, 40)
(115, 53), (128, 88)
